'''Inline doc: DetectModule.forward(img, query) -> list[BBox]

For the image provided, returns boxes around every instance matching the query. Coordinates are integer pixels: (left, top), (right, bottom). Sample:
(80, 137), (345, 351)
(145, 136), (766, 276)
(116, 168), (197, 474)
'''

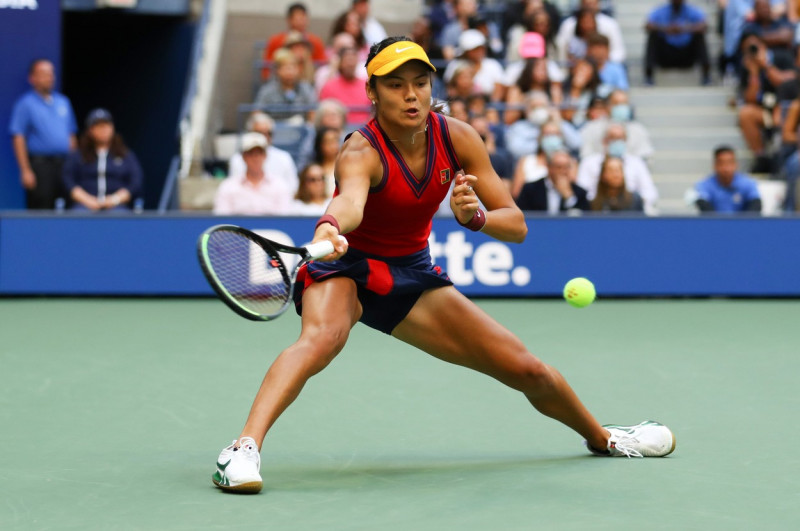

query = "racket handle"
(306, 235), (348, 259)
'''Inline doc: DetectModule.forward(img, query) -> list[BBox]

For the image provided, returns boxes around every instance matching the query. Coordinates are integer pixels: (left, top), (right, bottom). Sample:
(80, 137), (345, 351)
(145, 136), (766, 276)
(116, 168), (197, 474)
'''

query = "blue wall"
(1, 214), (799, 296)
(0, 3), (62, 209)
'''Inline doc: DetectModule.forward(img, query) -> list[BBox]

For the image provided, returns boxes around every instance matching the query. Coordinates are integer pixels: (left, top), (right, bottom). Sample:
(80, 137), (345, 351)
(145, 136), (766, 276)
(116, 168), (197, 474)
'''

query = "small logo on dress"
(440, 168), (451, 184)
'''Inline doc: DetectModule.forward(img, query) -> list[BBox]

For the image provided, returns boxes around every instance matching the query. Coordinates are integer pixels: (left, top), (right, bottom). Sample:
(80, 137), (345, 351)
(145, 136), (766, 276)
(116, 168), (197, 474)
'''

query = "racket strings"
(205, 230), (290, 316)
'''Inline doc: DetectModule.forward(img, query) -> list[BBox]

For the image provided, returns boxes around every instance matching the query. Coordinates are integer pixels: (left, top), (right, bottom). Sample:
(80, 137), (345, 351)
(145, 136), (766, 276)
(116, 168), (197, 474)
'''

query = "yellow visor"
(366, 41), (436, 79)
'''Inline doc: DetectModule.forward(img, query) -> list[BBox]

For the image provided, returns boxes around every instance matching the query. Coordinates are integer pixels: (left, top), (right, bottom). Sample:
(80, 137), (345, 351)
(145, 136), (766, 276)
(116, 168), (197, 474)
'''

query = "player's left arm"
(446, 116), (527, 243)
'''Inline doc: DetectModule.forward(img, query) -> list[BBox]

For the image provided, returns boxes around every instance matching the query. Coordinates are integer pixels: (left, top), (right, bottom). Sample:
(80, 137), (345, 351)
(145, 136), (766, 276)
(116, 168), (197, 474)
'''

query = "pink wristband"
(458, 208), (486, 232)
(315, 214), (340, 233)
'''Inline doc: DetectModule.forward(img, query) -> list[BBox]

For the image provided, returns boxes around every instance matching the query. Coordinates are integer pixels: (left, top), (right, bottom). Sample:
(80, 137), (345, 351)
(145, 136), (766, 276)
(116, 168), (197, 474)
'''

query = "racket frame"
(197, 224), (329, 322)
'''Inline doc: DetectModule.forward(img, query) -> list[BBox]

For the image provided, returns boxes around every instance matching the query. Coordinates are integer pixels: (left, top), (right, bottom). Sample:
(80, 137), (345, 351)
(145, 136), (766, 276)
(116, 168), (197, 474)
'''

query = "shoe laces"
(235, 436), (261, 464)
(609, 434), (643, 458)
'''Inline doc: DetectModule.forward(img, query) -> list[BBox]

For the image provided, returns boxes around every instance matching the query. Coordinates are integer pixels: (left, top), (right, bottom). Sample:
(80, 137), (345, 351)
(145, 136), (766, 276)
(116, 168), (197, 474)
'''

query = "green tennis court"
(1, 298), (798, 530)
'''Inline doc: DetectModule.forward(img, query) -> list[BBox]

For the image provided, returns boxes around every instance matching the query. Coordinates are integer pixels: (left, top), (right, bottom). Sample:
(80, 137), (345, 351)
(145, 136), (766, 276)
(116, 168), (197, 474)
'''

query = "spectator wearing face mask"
(505, 90), (582, 161)
(580, 90), (655, 159)
(516, 149), (590, 213)
(576, 123), (659, 214)
(510, 119), (568, 199)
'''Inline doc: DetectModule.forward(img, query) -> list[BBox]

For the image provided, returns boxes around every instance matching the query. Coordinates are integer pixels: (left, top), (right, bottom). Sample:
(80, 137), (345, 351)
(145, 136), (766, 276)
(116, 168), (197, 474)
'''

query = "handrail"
(159, 0), (218, 212)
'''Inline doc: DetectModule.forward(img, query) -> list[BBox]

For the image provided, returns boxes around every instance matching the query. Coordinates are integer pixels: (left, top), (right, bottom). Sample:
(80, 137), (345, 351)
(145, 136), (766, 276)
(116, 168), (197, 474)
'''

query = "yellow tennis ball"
(563, 277), (596, 308)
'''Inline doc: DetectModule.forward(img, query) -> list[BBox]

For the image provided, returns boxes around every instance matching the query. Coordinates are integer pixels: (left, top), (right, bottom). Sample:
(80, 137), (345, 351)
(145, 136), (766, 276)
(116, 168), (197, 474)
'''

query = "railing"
(159, 0), (214, 213)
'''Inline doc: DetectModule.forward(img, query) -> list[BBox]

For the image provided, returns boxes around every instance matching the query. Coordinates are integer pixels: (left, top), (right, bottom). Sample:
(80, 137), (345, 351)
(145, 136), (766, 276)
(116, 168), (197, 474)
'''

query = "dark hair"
(516, 57), (552, 95)
(296, 163), (326, 202)
(313, 126), (341, 164)
(575, 9), (597, 38)
(714, 145), (735, 159)
(331, 11), (366, 48)
(78, 130), (128, 164)
(591, 156), (634, 211)
(287, 3), (306, 16)
(28, 58), (51, 75)
(566, 57), (601, 93)
(586, 32), (609, 48)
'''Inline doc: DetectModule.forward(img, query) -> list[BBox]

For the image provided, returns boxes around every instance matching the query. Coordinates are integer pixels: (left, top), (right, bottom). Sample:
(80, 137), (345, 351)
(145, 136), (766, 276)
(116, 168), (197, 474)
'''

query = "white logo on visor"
(395, 46), (414, 53)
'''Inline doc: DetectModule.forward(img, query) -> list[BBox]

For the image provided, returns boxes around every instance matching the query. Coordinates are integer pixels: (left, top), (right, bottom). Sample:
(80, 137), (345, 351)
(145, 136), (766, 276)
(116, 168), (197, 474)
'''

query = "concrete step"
(657, 199), (697, 215)
(654, 181), (695, 199)
(648, 149), (752, 174)
(635, 106), (736, 127)
(629, 87), (730, 107)
(650, 127), (744, 150)
(629, 69), (713, 88)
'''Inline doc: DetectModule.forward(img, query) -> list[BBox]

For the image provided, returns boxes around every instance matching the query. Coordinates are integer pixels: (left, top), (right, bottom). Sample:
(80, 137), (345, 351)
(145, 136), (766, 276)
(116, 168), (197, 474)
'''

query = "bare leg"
(739, 103), (765, 155)
(392, 287), (609, 450)
(238, 277), (362, 448)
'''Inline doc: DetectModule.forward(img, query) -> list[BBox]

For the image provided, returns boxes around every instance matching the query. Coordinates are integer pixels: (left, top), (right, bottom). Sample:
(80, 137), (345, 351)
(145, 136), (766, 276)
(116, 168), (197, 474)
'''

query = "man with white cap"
(212, 131), (294, 215)
(442, 29), (505, 100)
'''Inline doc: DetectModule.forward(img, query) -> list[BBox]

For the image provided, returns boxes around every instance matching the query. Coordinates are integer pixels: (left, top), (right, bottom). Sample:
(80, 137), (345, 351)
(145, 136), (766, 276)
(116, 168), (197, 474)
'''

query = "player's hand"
(20, 168), (36, 190)
(450, 171), (480, 224)
(312, 222), (348, 261)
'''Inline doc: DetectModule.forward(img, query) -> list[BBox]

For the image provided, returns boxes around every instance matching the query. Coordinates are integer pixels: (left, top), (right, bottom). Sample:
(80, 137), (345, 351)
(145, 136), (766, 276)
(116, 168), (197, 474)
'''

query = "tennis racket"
(197, 224), (347, 321)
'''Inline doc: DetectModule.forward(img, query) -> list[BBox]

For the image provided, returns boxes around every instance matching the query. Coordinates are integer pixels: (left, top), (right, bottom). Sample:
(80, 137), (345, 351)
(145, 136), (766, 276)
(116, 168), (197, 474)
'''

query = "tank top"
(344, 112), (462, 256)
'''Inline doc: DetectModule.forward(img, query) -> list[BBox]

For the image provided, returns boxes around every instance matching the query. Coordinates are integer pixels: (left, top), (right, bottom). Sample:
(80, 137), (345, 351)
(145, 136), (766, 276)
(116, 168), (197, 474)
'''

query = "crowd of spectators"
(232, 0), (660, 217)
(10, 0), (800, 215)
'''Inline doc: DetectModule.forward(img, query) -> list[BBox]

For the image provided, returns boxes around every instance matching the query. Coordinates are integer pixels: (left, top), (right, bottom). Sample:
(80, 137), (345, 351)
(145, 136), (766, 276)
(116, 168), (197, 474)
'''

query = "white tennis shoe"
(212, 436), (262, 493)
(586, 420), (676, 458)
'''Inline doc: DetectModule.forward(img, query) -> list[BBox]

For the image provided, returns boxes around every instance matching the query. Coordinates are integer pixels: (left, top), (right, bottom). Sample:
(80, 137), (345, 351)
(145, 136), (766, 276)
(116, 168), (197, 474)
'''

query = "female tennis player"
(213, 37), (675, 493)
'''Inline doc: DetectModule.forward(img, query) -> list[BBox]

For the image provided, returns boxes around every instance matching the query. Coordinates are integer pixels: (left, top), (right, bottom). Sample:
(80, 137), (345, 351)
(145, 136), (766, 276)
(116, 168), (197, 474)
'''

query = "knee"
(292, 324), (350, 374)
(496, 342), (555, 394)
(739, 105), (760, 123)
(512, 357), (556, 396)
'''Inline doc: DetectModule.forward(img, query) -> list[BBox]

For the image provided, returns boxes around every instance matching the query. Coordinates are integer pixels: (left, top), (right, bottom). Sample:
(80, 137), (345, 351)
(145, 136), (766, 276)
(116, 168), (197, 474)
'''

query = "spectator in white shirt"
(555, 0), (626, 63)
(576, 123), (660, 214)
(228, 112), (299, 194)
(580, 90), (655, 160)
(351, 0), (387, 47)
(214, 132), (294, 215)
(442, 29), (506, 101)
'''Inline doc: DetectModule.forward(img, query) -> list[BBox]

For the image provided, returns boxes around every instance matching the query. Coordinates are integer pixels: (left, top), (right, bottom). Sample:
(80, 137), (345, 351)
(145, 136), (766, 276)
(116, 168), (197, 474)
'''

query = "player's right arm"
(312, 132), (378, 258)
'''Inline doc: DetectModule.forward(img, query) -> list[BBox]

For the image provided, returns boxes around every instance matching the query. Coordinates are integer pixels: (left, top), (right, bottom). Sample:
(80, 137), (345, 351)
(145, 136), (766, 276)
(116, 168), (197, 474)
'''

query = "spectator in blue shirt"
(722, 0), (792, 76)
(8, 59), (77, 209)
(61, 109), (143, 212)
(692, 145), (762, 213)
(586, 33), (629, 91)
(740, 0), (796, 65)
(645, 0), (711, 86)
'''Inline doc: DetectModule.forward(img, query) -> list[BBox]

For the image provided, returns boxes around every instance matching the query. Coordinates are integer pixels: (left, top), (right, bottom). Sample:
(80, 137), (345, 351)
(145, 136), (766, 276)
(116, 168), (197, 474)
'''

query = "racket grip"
(306, 235), (348, 259)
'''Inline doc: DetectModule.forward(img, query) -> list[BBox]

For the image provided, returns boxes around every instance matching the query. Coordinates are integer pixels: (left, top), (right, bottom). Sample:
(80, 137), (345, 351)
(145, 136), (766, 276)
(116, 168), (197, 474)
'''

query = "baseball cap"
(519, 32), (545, 59)
(457, 29), (486, 55)
(240, 132), (268, 152)
(85, 108), (113, 128)
(366, 40), (436, 79)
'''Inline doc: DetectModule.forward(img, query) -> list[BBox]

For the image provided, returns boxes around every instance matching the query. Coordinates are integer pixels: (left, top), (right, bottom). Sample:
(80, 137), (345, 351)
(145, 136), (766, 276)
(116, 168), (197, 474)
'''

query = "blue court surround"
(0, 213), (798, 296)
